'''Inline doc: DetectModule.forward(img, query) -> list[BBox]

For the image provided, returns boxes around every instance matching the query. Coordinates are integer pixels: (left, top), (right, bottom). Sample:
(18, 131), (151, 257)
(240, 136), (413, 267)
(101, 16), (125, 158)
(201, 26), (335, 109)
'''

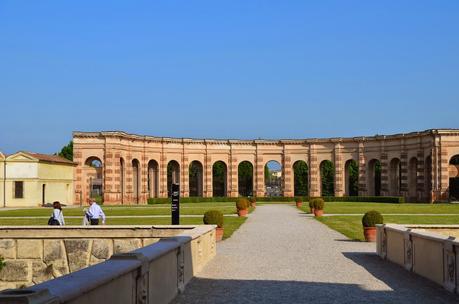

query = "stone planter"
(363, 227), (377, 242)
(237, 209), (248, 217)
(314, 209), (323, 217)
(216, 227), (224, 242)
(296, 202), (302, 208)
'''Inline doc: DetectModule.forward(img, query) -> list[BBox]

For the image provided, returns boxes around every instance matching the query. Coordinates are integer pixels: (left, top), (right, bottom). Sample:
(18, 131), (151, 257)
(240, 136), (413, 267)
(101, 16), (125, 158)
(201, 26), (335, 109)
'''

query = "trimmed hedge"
(147, 196), (404, 204)
(311, 198), (325, 210)
(362, 210), (384, 227)
(203, 210), (224, 228)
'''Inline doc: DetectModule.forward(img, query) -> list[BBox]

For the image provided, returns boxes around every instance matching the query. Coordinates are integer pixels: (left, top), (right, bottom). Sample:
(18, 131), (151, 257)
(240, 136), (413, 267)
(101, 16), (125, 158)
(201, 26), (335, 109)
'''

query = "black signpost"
(171, 183), (180, 225)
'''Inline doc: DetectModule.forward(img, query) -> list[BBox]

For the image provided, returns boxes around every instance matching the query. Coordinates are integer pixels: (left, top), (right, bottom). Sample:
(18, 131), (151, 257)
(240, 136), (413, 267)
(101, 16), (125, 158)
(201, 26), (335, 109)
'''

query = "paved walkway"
(173, 205), (459, 304)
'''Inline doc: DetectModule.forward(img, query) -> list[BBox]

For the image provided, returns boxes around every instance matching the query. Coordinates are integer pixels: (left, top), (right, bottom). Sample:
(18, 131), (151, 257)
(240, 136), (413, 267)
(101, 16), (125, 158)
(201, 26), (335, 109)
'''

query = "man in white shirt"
(86, 198), (106, 225)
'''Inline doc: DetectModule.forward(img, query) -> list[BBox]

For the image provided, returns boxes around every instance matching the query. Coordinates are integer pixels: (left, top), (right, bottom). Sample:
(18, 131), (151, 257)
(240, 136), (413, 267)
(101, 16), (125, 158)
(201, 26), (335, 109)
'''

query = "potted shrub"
(362, 210), (383, 242)
(295, 197), (302, 208)
(203, 210), (224, 241)
(249, 197), (256, 208)
(308, 200), (314, 214)
(312, 198), (325, 217)
(236, 198), (249, 217)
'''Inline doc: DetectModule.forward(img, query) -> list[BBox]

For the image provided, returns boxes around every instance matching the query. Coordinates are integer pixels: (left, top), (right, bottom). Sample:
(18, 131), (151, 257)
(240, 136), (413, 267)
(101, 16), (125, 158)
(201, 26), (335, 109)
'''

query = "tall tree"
(293, 161), (308, 196)
(58, 141), (73, 161)
(321, 161), (335, 196)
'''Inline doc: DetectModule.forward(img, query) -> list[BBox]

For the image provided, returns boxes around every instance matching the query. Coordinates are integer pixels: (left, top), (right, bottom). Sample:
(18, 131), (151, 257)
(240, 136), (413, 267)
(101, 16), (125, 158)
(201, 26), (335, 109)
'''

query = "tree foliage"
(321, 160), (335, 196)
(238, 161), (253, 196)
(293, 161), (308, 196)
(58, 141), (73, 161)
(212, 161), (226, 197)
(347, 160), (359, 196)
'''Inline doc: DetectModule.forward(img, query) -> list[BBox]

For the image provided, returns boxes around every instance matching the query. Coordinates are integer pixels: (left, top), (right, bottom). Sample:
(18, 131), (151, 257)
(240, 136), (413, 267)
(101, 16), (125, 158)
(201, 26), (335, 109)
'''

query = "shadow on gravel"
(334, 238), (362, 242)
(342, 252), (459, 303)
(173, 275), (458, 304)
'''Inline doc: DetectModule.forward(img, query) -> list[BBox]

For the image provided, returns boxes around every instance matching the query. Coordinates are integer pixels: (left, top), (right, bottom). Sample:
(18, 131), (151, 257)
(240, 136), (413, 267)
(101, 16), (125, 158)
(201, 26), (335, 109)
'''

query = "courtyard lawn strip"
(299, 202), (459, 215)
(316, 215), (459, 241)
(0, 216), (247, 240)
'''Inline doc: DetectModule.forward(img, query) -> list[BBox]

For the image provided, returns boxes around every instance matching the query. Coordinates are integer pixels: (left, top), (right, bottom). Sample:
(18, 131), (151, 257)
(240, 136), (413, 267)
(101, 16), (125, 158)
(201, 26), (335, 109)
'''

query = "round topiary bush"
(236, 198), (249, 210)
(203, 210), (224, 228)
(362, 210), (384, 227)
(249, 197), (256, 204)
(311, 198), (324, 210)
(295, 197), (302, 203)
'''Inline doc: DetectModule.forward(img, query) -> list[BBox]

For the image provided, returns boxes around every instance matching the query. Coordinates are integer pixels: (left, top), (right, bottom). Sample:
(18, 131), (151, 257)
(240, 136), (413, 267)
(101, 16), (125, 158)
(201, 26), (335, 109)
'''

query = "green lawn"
(0, 203), (238, 217)
(300, 202), (459, 214)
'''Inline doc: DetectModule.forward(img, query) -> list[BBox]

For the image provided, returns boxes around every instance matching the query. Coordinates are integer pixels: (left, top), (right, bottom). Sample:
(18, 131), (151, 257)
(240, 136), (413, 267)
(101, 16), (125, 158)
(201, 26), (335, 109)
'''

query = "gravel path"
(173, 204), (459, 304)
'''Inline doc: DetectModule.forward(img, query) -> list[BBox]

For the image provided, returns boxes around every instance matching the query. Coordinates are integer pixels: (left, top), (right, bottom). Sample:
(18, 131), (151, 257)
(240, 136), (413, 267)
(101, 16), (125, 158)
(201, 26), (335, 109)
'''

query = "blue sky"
(1, 1), (458, 154)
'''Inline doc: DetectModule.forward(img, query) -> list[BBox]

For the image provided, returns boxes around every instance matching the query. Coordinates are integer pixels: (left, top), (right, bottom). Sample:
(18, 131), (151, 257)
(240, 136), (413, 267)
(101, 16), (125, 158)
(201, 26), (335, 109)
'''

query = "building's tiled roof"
(26, 152), (77, 165)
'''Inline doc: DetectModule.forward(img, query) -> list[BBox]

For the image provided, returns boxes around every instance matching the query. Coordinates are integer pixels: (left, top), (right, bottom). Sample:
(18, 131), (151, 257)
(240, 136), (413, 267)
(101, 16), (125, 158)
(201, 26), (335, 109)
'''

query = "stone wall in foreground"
(0, 226), (197, 290)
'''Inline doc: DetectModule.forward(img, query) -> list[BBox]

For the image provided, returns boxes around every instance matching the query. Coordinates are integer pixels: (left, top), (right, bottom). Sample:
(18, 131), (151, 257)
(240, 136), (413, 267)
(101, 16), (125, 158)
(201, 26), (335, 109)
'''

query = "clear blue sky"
(1, 1), (458, 154)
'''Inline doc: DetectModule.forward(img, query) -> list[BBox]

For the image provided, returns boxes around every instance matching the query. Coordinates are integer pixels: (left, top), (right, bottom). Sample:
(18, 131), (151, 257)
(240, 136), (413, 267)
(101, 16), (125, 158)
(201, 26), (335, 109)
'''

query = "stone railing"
(377, 224), (459, 293)
(0, 225), (216, 303)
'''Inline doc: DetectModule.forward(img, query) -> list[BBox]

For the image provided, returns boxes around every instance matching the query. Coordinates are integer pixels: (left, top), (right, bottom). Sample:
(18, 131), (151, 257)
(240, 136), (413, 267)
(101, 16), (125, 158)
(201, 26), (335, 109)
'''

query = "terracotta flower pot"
(296, 202), (302, 208)
(363, 227), (377, 242)
(310, 208), (315, 214)
(314, 209), (324, 217)
(215, 227), (224, 242)
(238, 209), (248, 217)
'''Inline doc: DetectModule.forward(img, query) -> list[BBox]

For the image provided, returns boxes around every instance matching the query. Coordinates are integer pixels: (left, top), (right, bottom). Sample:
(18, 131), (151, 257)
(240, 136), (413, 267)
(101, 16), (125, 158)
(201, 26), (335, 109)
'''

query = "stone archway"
(320, 160), (335, 197)
(344, 159), (358, 196)
(389, 158), (401, 196)
(132, 159), (141, 204)
(265, 160), (282, 197)
(367, 159), (381, 196)
(167, 160), (180, 197)
(449, 155), (459, 201)
(189, 161), (203, 197)
(238, 161), (253, 197)
(212, 161), (227, 197)
(84, 156), (103, 199)
(408, 157), (418, 201)
(293, 161), (308, 196)
(148, 160), (159, 198)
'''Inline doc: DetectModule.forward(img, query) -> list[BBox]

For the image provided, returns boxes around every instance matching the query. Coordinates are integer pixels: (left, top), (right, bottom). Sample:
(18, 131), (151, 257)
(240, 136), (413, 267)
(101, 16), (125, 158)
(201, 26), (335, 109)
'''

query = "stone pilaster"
(255, 154), (264, 197)
(229, 157), (238, 197)
(400, 150), (408, 198)
(309, 144), (320, 197)
(283, 154), (293, 197)
(358, 142), (367, 196)
(439, 144), (450, 201)
(103, 148), (117, 204)
(334, 143), (344, 197)
(416, 150), (425, 201)
(204, 155), (212, 198)
(159, 154), (167, 198)
(380, 152), (389, 197)
(181, 155), (189, 198)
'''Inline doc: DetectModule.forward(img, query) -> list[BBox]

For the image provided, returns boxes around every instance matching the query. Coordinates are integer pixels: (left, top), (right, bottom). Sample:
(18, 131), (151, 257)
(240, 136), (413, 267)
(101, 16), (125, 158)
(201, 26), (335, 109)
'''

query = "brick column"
(103, 149), (117, 204)
(309, 144), (320, 197)
(283, 154), (293, 197)
(358, 142), (368, 196)
(181, 155), (189, 197)
(416, 150), (425, 202)
(380, 152), (389, 197)
(125, 154), (133, 203)
(159, 154), (167, 198)
(439, 145), (450, 200)
(400, 151), (408, 199)
(229, 157), (238, 197)
(73, 149), (83, 205)
(255, 154), (264, 197)
(334, 143), (344, 197)
(140, 155), (148, 204)
(204, 155), (212, 197)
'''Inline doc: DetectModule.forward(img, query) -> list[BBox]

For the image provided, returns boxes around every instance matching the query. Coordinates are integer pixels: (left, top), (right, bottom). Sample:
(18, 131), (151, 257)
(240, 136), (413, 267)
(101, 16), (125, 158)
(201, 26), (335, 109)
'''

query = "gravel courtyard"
(174, 204), (459, 304)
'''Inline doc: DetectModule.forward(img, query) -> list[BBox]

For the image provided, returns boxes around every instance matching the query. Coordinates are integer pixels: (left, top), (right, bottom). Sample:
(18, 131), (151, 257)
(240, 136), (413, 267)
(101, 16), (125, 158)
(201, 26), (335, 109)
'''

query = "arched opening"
(84, 156), (103, 199)
(132, 159), (140, 204)
(425, 155), (432, 200)
(293, 161), (308, 196)
(167, 160), (180, 197)
(368, 159), (381, 196)
(238, 161), (253, 197)
(120, 158), (125, 204)
(212, 161), (227, 197)
(320, 160), (335, 197)
(148, 160), (159, 198)
(189, 161), (203, 197)
(389, 158), (401, 196)
(408, 157), (418, 201)
(344, 159), (358, 196)
(265, 161), (282, 197)
(449, 155), (459, 201)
